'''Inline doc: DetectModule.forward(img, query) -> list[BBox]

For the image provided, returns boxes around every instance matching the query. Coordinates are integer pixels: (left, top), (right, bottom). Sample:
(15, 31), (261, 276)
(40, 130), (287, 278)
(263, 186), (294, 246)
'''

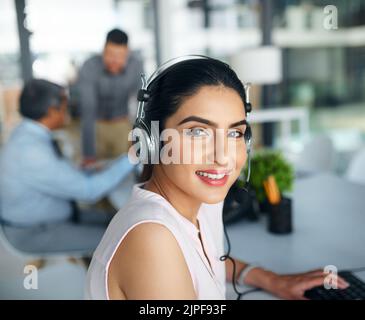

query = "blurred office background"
(1, 0), (365, 170)
(0, 0), (365, 299)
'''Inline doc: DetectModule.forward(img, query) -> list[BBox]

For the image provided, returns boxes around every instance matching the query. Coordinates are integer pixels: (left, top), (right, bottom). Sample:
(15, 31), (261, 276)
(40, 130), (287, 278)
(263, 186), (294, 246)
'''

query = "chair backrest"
(346, 147), (365, 185)
(0, 199), (83, 259)
(295, 134), (335, 174)
(0, 196), (35, 260)
(0, 224), (35, 260)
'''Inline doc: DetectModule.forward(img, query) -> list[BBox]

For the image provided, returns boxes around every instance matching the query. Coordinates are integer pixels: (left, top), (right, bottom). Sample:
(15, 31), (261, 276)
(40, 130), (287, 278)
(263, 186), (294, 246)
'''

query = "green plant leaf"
(244, 149), (294, 203)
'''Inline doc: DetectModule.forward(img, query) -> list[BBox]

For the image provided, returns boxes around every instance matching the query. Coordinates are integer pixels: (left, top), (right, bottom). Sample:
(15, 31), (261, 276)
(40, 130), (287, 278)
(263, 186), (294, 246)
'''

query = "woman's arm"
(225, 257), (349, 300)
(108, 222), (197, 300)
(225, 258), (274, 290)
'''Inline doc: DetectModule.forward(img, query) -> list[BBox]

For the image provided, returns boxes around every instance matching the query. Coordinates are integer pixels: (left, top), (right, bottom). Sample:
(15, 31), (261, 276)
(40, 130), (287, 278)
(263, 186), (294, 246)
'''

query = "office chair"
(295, 134), (335, 175)
(346, 146), (365, 185)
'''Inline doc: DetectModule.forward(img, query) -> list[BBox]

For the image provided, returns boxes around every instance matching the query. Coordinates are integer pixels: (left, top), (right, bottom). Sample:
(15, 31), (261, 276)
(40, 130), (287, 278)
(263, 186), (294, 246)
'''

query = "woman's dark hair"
(139, 57), (247, 182)
(19, 79), (65, 120)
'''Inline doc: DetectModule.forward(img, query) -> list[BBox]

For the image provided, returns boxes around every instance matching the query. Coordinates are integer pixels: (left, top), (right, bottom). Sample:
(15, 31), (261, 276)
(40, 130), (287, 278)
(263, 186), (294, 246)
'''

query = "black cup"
(268, 197), (292, 234)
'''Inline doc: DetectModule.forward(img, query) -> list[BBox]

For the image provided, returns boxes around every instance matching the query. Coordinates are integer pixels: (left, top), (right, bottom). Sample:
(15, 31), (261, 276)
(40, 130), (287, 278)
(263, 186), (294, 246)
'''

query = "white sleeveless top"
(85, 183), (226, 300)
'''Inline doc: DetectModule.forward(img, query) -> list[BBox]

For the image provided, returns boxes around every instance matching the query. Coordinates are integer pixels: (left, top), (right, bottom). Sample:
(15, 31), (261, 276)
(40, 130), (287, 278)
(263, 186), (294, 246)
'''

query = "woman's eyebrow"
(178, 116), (247, 128)
(229, 119), (247, 128)
(178, 116), (216, 126)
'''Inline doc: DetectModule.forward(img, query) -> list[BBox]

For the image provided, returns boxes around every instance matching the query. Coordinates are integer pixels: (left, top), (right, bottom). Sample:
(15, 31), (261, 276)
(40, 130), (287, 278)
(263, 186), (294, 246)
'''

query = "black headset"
(132, 54), (253, 185)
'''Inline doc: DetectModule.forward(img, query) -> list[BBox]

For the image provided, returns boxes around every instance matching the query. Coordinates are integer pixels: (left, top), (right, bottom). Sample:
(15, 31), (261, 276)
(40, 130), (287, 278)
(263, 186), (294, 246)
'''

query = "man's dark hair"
(19, 79), (65, 120)
(106, 28), (128, 46)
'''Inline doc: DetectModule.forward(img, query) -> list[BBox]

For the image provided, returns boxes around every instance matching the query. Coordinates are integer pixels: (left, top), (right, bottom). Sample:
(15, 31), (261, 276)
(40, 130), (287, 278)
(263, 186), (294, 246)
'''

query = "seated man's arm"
(21, 146), (134, 202)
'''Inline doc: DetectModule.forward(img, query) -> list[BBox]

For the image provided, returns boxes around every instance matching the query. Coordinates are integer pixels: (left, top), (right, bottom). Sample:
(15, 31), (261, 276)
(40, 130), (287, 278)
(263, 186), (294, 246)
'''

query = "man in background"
(0, 79), (134, 254)
(77, 28), (143, 166)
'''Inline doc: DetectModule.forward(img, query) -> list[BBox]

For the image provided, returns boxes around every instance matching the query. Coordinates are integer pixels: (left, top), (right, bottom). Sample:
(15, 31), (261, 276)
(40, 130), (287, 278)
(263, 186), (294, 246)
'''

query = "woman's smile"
(195, 169), (232, 187)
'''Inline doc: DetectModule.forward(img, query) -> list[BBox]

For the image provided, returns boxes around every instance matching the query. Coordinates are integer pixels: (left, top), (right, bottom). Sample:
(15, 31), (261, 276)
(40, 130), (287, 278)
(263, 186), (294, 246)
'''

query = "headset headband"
(145, 55), (209, 89)
(136, 55), (210, 120)
(136, 54), (252, 122)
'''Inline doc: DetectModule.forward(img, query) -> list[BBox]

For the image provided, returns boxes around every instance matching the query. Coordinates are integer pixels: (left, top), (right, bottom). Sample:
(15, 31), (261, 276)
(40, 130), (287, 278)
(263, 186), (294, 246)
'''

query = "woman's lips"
(195, 170), (231, 187)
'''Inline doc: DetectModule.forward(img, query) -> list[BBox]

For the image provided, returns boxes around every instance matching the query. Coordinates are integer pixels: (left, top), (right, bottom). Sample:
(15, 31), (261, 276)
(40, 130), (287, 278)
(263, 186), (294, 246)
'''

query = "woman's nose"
(214, 129), (230, 166)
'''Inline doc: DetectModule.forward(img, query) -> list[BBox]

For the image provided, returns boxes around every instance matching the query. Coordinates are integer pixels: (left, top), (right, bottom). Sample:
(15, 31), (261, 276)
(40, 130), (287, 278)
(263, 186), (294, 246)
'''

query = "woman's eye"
(228, 130), (244, 139)
(186, 128), (209, 137)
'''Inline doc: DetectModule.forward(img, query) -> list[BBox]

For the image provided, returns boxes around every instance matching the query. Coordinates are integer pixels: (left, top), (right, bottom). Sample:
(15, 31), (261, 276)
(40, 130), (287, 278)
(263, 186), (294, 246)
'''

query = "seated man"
(0, 79), (134, 254)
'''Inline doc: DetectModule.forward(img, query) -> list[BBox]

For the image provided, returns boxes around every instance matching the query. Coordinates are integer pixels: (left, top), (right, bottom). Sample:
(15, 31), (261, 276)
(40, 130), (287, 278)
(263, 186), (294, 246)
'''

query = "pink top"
(85, 183), (226, 300)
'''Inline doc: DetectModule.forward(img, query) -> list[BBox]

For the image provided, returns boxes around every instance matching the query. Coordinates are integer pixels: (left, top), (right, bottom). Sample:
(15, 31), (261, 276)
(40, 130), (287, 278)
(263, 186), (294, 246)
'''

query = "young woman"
(85, 56), (348, 300)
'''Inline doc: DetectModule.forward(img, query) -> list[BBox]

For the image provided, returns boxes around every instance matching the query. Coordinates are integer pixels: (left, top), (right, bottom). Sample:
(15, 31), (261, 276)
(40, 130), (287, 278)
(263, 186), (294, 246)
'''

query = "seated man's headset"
(133, 54), (252, 189)
(133, 55), (254, 299)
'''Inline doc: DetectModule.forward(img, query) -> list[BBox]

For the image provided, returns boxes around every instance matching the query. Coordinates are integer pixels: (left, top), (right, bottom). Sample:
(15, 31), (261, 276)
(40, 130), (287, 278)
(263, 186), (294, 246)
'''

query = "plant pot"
(267, 197), (293, 234)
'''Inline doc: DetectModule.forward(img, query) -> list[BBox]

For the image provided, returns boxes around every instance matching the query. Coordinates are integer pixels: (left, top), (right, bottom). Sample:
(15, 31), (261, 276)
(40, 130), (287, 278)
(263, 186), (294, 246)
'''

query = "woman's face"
(159, 85), (248, 204)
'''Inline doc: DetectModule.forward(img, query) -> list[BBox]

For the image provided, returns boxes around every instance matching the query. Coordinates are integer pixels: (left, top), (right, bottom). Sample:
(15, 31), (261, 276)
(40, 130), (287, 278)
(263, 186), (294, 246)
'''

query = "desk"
(226, 173), (365, 299)
(108, 173), (365, 300)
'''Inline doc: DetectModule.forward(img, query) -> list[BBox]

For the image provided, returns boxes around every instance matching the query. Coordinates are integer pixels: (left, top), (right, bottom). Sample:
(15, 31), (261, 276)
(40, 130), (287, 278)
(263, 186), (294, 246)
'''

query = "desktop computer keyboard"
(304, 271), (365, 300)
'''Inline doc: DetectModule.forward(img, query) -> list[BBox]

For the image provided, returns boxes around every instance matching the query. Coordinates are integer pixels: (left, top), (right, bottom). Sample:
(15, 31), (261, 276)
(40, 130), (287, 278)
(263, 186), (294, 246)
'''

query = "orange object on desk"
(263, 175), (281, 205)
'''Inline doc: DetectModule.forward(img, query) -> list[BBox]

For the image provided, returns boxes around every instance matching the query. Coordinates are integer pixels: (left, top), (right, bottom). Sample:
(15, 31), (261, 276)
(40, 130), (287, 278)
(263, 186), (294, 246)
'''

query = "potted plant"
(237, 150), (295, 213)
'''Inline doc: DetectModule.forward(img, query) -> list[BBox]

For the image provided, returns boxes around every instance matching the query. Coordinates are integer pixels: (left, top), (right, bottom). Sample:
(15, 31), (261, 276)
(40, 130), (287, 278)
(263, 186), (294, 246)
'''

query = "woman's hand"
(266, 269), (350, 300)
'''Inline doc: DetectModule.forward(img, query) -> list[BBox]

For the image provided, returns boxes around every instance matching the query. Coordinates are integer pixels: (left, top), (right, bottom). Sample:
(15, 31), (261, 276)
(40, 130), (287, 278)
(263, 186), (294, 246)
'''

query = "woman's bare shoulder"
(108, 222), (196, 300)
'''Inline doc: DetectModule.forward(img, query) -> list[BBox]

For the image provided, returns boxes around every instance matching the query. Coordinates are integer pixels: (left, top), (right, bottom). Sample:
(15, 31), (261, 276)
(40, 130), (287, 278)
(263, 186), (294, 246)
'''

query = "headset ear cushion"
(132, 120), (159, 164)
(131, 124), (151, 164)
(142, 120), (160, 164)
